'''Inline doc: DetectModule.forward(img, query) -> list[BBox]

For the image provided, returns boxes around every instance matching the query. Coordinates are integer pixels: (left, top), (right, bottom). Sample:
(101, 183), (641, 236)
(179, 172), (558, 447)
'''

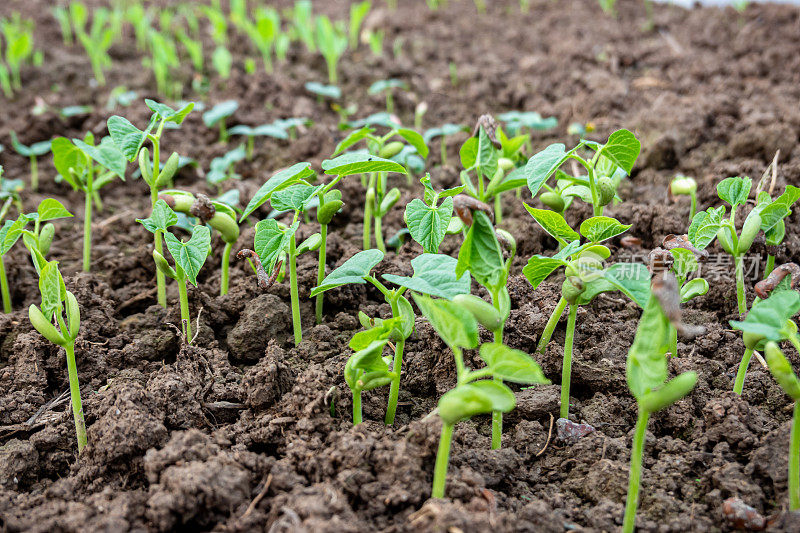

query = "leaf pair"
(525, 207), (630, 247)
(108, 99), (194, 162)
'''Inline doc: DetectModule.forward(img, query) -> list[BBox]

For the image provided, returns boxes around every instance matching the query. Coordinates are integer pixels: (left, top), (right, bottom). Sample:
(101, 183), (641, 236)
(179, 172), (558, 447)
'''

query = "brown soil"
(2, 0), (800, 531)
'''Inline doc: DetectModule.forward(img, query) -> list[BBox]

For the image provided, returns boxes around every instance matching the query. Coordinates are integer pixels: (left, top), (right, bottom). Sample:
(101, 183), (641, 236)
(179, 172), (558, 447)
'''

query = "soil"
(1, 0), (800, 531)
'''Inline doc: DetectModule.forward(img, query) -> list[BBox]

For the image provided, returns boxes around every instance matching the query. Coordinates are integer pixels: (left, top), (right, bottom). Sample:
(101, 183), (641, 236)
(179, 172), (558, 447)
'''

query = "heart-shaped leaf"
(136, 199), (178, 234)
(600, 129), (640, 175)
(405, 197), (452, 253)
(522, 255), (565, 289)
(254, 219), (297, 273)
(271, 183), (325, 213)
(688, 206), (725, 250)
(310, 249), (384, 296)
(164, 225), (211, 286)
(456, 211), (505, 291)
(37, 199), (73, 222)
(107, 115), (152, 162)
(524, 205), (579, 245)
(383, 253), (470, 300)
(73, 137), (127, 180)
(397, 128), (429, 158)
(717, 176), (752, 207)
(579, 216), (631, 243)
(240, 163), (315, 222)
(146, 99), (194, 124)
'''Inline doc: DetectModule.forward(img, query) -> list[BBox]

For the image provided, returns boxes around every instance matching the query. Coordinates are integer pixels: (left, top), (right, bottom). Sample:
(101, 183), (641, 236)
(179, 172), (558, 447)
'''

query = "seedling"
(687, 178), (799, 315)
(0, 14), (36, 97)
(228, 123), (288, 160)
(751, 180), (800, 277)
(523, 210), (649, 419)
(9, 132), (51, 192)
(763, 341), (800, 510)
(368, 79), (408, 115)
(205, 145), (246, 194)
(669, 175), (698, 222)
(648, 234), (709, 357)
(365, 28), (385, 56)
(525, 128), (641, 217)
(232, 6), (280, 73)
(424, 123), (467, 167)
(51, 133), (126, 271)
(159, 191), (240, 296)
(623, 270), (698, 533)
(405, 175), (462, 253)
(314, 251), (470, 425)
(28, 261), (85, 451)
(68, 3), (120, 86)
(349, 1), (371, 50)
(413, 295), (549, 498)
(314, 15), (347, 83)
(272, 117), (312, 141)
(291, 1), (316, 53)
(330, 127), (422, 251)
(305, 81), (342, 104)
(730, 276), (800, 395)
(108, 98), (195, 308)
(203, 100), (239, 143)
(137, 200), (210, 342)
(497, 110), (558, 153)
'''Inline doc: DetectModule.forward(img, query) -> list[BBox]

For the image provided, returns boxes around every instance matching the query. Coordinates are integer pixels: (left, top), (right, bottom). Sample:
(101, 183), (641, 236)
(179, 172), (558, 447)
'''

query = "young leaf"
(688, 206), (725, 250)
(73, 137), (127, 180)
(310, 249), (384, 296)
(526, 143), (567, 196)
(717, 176), (752, 207)
(137, 199), (178, 234)
(145, 99), (194, 124)
(522, 255), (565, 289)
(764, 342), (800, 401)
(579, 216), (631, 243)
(600, 129), (640, 175)
(37, 199), (73, 222)
(405, 197), (453, 253)
(0, 216), (27, 255)
(254, 219), (298, 273)
(321, 152), (406, 176)
(51, 137), (89, 189)
(601, 263), (651, 308)
(39, 260), (65, 320)
(333, 126), (374, 155)
(349, 339), (391, 374)
(627, 293), (670, 401)
(382, 253), (470, 300)
(271, 183), (325, 213)
(476, 127), (498, 178)
(456, 211), (505, 291)
(396, 129), (429, 158)
(239, 163), (315, 222)
(202, 100), (239, 127)
(107, 115), (151, 162)
(524, 205), (579, 245)
(730, 291), (800, 340)
(164, 225), (211, 286)
(412, 294), (478, 349)
(437, 381), (515, 424)
(479, 343), (550, 385)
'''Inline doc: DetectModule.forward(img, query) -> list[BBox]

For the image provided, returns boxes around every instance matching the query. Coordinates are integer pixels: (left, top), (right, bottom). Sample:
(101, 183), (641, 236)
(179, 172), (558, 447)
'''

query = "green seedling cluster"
(9, 132), (51, 193)
(0, 14), (38, 98)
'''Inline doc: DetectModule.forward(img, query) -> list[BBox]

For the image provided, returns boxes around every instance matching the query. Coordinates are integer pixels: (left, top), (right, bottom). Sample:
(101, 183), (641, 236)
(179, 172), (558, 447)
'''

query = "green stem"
(374, 216), (386, 253)
(30, 156), (38, 193)
(733, 347), (754, 395)
(177, 272), (191, 342)
(431, 422), (454, 498)
(587, 164), (602, 216)
(561, 304), (578, 419)
(494, 194), (502, 225)
(765, 255), (776, 278)
(363, 175), (376, 250)
(491, 327), (504, 449)
(538, 296), (567, 353)
(668, 325), (678, 358)
(64, 342), (87, 452)
(440, 137), (447, 167)
(316, 223), (328, 324)
(735, 254), (746, 316)
(83, 178), (93, 272)
(353, 388), (362, 425)
(790, 401), (799, 510)
(219, 121), (228, 143)
(152, 187), (167, 308)
(246, 136), (255, 160)
(386, 93), (394, 114)
(220, 241), (232, 296)
(289, 232), (302, 345)
(689, 191), (697, 221)
(384, 297), (405, 425)
(0, 256), (11, 313)
(453, 346), (466, 383)
(622, 409), (650, 533)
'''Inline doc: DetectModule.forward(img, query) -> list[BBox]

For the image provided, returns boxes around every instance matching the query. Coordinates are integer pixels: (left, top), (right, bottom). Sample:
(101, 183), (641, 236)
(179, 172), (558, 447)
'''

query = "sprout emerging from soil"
(669, 175), (698, 222)
(28, 261), (85, 451)
(413, 295), (548, 499)
(623, 269), (699, 532)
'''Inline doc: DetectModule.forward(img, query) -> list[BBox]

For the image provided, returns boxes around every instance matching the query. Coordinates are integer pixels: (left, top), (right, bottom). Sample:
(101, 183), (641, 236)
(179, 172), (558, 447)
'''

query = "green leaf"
(73, 137), (127, 180)
(670, 248), (699, 279)
(348, 339), (390, 374)
(627, 293), (671, 400)
(239, 163), (315, 222)
(368, 78), (407, 94)
(764, 343), (800, 401)
(479, 343), (550, 385)
(304, 81), (341, 99)
(136, 199), (177, 234)
(9, 132), (51, 157)
(717, 177), (752, 207)
(476, 127), (498, 179)
(333, 126), (374, 155)
(0, 216), (28, 256)
(145, 99), (195, 124)
(271, 183), (325, 213)
(412, 294), (478, 349)
(423, 123), (466, 143)
(349, 318), (400, 351)
(39, 260), (65, 320)
(404, 197), (452, 253)
(310, 249), (384, 296)
(51, 137), (89, 189)
(680, 278), (709, 303)
(383, 253), (470, 300)
(526, 143), (567, 196)
(396, 128), (429, 158)
(459, 137), (478, 168)
(437, 381), (516, 425)
(321, 152), (407, 176)
(202, 100), (239, 127)
(522, 255), (565, 289)
(600, 129), (640, 175)
(37, 199), (73, 222)
(164, 225), (211, 286)
(523, 205), (579, 245)
(688, 206), (725, 250)
(487, 166), (527, 196)
(456, 211), (505, 291)
(730, 291), (800, 341)
(107, 115), (149, 162)
(640, 372), (697, 413)
(601, 263), (651, 308)
(253, 219), (297, 273)
(579, 216), (631, 243)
